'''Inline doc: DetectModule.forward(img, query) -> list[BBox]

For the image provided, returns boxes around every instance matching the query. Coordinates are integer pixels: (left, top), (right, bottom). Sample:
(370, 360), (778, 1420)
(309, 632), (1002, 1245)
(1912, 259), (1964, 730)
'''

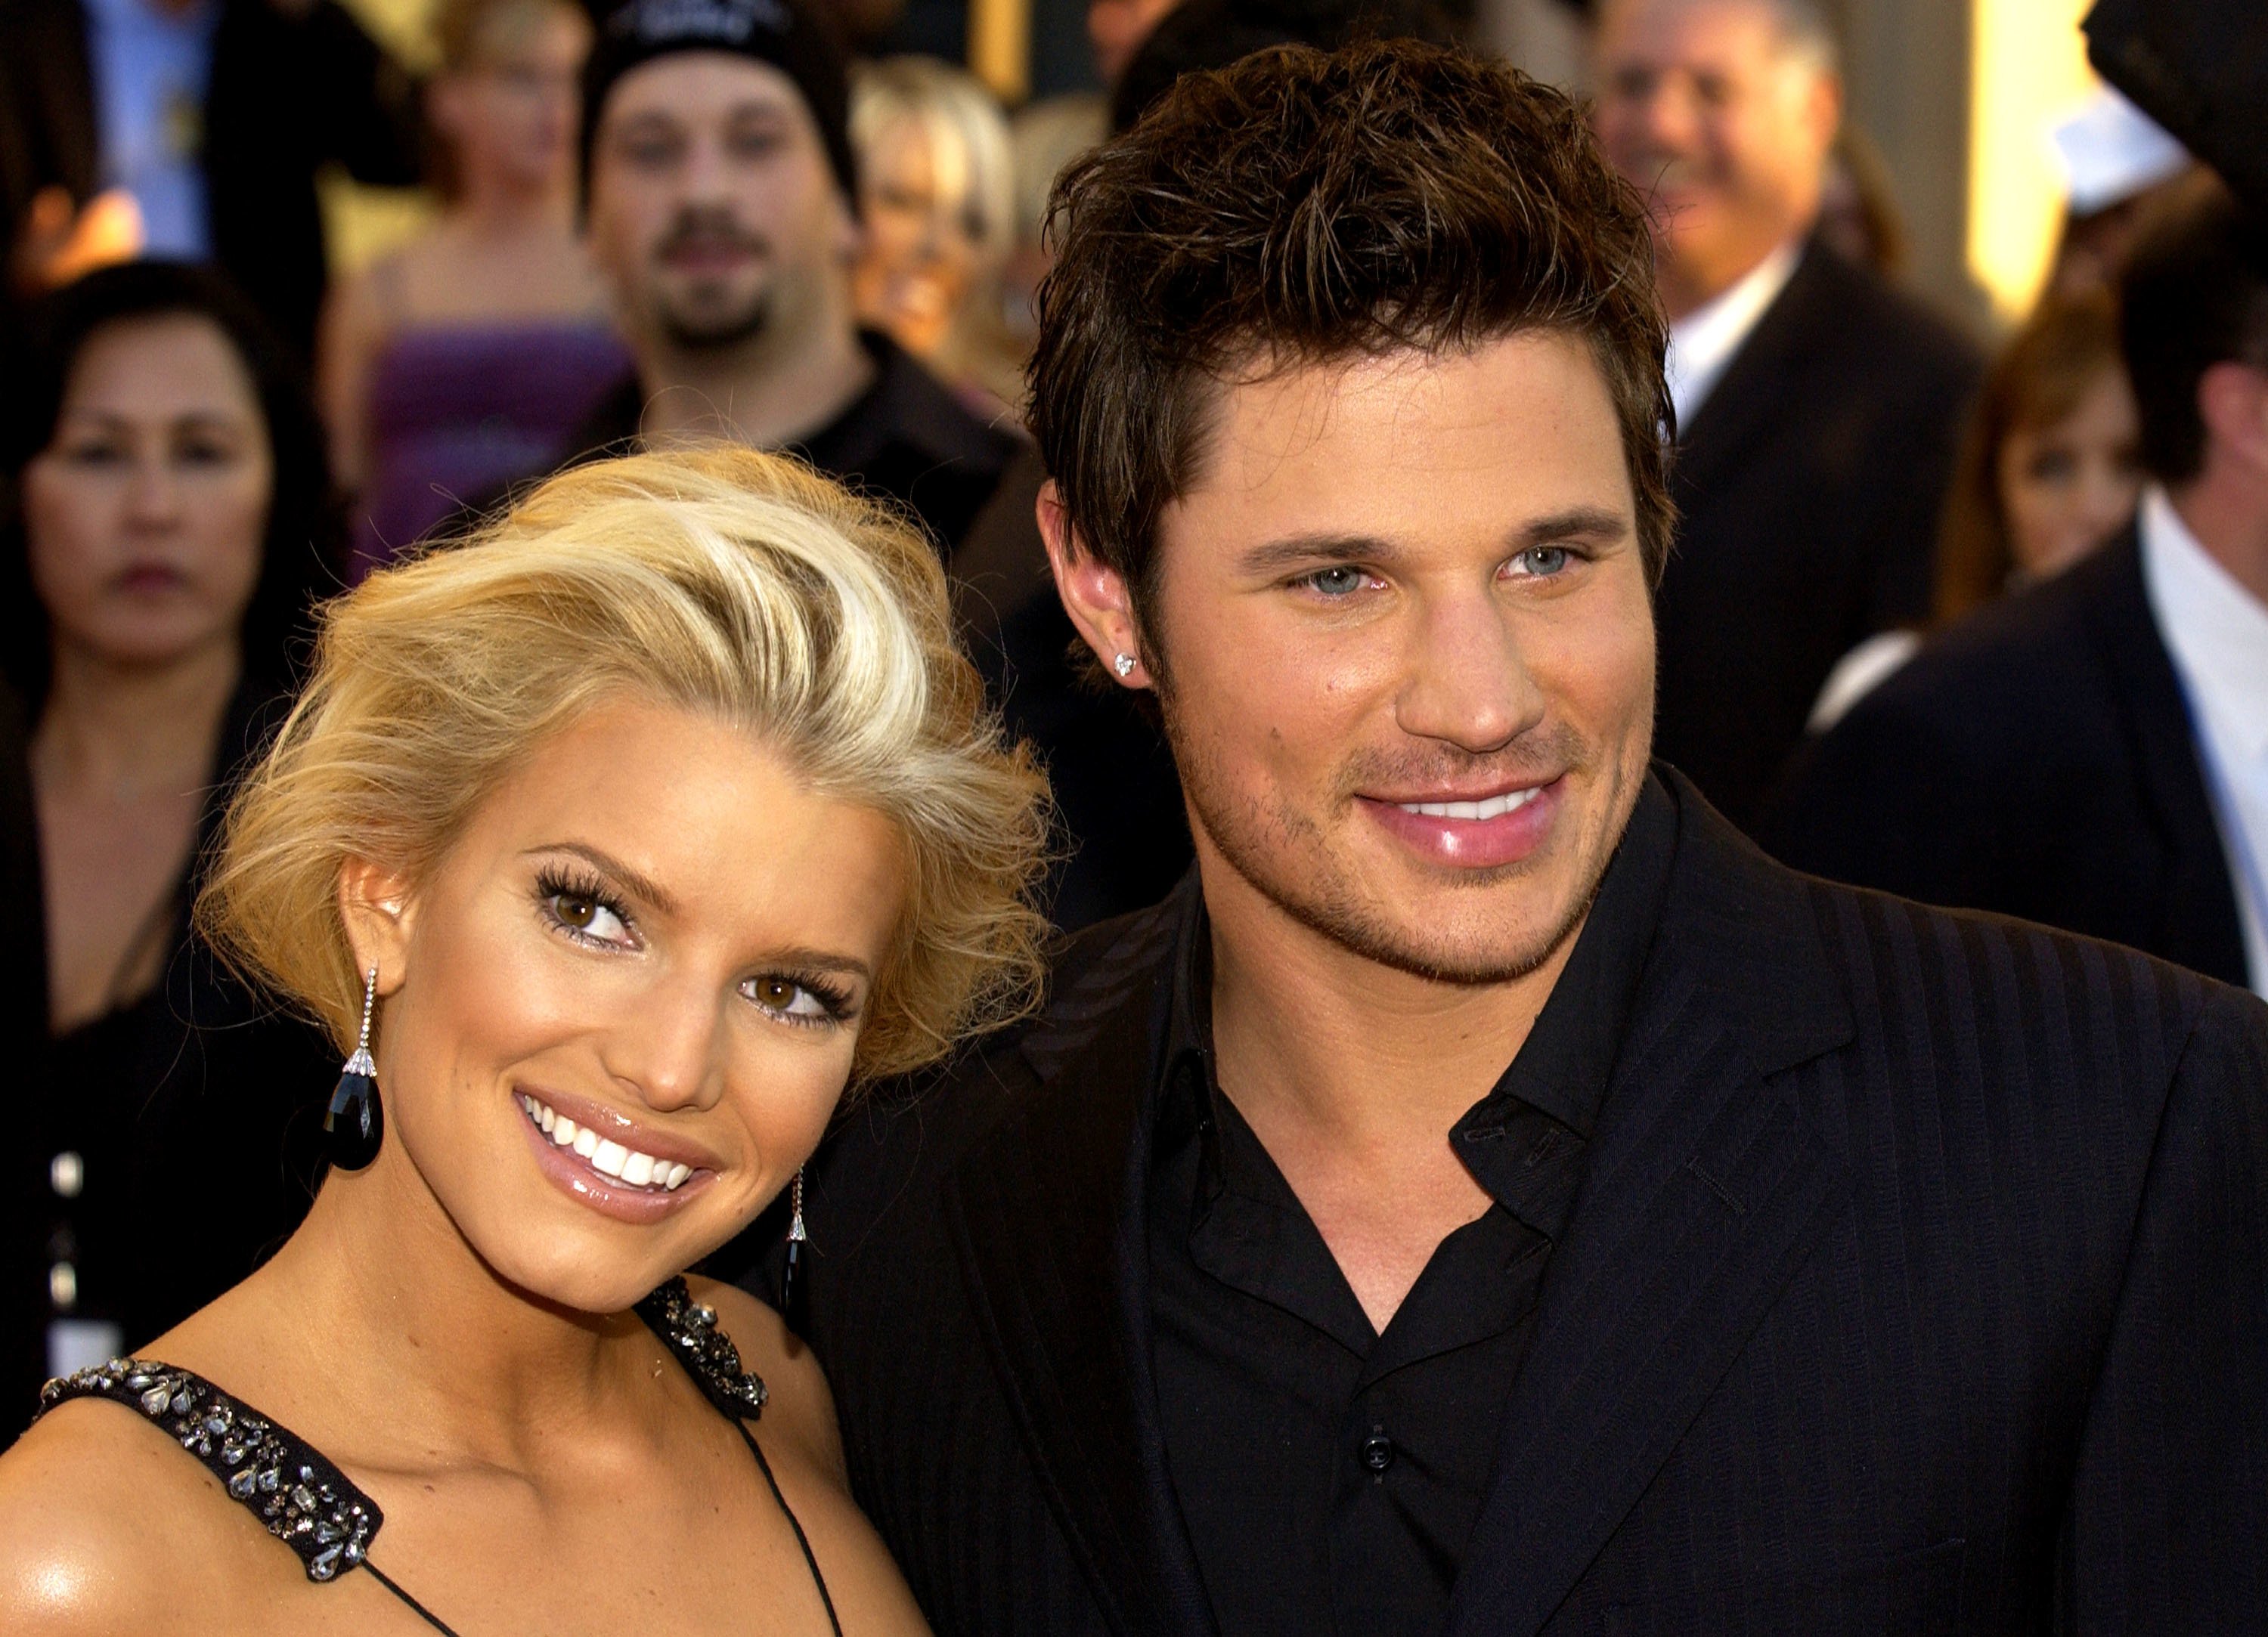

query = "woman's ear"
(336, 858), (417, 995)
(1038, 480), (1153, 689)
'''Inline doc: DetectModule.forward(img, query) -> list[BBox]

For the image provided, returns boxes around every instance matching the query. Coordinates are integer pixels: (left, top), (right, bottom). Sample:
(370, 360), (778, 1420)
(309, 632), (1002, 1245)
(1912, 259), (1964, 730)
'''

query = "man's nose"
(1393, 589), (1546, 755)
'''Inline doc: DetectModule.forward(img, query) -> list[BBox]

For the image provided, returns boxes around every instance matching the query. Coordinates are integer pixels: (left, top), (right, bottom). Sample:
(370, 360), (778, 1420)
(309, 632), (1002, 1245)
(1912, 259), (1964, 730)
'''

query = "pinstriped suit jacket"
(782, 769), (2268, 1635)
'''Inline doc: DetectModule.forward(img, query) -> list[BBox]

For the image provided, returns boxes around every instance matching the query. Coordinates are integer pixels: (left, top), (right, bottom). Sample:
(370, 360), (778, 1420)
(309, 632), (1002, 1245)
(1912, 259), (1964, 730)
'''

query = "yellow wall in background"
(1966, 0), (2097, 322)
(323, 0), (440, 275)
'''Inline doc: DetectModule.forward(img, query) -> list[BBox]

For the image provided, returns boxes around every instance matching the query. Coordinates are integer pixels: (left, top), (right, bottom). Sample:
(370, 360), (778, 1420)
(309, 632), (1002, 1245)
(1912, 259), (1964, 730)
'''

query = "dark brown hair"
(1027, 39), (1673, 654)
(1932, 287), (2129, 624)
(2119, 175), (2268, 486)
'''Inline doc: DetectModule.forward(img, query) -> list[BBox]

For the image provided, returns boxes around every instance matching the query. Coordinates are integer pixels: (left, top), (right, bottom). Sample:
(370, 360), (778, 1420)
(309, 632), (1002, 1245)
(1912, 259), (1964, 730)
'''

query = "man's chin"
(654, 293), (769, 352)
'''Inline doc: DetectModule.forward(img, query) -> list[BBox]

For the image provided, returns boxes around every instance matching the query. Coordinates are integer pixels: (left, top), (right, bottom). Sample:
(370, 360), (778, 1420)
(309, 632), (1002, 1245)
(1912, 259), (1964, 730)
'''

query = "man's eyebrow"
(524, 842), (680, 916)
(1232, 507), (1631, 577)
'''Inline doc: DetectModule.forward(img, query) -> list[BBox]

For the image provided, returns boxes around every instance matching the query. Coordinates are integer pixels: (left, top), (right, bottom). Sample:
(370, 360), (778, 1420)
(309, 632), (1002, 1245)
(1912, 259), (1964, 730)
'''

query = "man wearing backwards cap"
(568, 0), (1015, 552)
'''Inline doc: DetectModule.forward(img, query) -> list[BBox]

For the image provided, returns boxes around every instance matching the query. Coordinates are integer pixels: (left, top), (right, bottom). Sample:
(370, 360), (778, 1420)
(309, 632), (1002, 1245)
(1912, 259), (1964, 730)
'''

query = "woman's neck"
(451, 172), (577, 242)
(36, 636), (242, 801)
(238, 1146), (656, 1465)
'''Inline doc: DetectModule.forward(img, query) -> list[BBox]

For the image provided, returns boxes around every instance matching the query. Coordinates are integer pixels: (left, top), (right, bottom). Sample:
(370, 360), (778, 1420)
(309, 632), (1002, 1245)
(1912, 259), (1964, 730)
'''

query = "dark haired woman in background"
(1806, 288), (2142, 730)
(0, 261), (338, 1421)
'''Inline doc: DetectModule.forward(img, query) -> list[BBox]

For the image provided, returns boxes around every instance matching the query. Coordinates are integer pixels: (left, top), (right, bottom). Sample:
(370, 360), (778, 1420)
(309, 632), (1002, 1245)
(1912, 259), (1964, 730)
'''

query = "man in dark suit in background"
(1593, 0), (1981, 829)
(0, 0), (423, 360)
(779, 42), (2268, 1636)
(1768, 178), (2268, 997)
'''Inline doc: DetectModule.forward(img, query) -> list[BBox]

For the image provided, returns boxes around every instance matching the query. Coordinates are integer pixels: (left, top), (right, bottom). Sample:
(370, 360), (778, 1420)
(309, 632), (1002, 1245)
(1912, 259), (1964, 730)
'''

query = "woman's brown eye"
(756, 977), (795, 1007)
(556, 896), (596, 928)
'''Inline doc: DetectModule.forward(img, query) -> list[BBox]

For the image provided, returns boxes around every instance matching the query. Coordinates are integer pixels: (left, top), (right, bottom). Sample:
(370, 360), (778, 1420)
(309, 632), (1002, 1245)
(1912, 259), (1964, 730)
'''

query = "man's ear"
(336, 858), (417, 998)
(1038, 480), (1153, 689)
(2198, 360), (2268, 474)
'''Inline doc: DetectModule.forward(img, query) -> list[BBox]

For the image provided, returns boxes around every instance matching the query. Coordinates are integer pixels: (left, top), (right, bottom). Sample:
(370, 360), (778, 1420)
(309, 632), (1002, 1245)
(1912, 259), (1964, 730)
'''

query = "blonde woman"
(0, 447), (1049, 1634)
(849, 57), (1026, 422)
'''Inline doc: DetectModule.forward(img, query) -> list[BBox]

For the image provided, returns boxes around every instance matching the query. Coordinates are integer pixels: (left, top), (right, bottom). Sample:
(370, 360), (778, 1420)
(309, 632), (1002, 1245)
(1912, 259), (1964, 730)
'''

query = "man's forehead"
(600, 51), (811, 127)
(1602, 0), (1800, 66)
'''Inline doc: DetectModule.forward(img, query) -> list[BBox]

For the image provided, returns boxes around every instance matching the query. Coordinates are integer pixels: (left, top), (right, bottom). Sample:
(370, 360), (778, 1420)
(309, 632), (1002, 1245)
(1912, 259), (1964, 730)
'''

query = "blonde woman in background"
(321, 0), (630, 573)
(0, 447), (1049, 1635)
(850, 57), (1026, 423)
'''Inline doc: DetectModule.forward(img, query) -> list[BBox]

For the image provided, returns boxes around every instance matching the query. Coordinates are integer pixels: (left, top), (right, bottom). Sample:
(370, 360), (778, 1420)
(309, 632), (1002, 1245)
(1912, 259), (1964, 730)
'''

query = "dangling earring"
(779, 1167), (810, 1332)
(1113, 652), (1138, 679)
(325, 967), (385, 1171)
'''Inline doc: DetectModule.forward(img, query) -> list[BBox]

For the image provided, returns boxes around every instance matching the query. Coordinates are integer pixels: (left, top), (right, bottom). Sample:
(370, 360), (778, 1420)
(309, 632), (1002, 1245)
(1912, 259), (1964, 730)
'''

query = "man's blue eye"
(1511, 546), (1574, 577)
(1307, 567), (1368, 596)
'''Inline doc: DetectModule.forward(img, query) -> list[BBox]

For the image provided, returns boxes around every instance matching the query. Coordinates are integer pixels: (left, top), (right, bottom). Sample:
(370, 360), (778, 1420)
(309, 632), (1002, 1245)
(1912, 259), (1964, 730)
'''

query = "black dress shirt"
(567, 330), (1017, 554)
(1148, 784), (1678, 1635)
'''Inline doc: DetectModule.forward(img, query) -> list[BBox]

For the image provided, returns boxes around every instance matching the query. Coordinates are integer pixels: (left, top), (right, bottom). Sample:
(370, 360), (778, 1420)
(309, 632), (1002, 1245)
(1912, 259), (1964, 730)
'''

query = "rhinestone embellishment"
(38, 1359), (381, 1582)
(635, 1277), (768, 1419)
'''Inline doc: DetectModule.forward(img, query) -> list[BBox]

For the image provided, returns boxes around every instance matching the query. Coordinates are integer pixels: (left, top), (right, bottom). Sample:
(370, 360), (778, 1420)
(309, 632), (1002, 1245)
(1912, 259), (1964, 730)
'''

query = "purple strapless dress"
(353, 321), (634, 576)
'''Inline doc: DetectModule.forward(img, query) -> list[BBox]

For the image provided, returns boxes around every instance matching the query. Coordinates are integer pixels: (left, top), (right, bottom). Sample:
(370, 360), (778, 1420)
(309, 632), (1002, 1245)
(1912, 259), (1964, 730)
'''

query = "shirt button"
(1359, 1428), (1395, 1473)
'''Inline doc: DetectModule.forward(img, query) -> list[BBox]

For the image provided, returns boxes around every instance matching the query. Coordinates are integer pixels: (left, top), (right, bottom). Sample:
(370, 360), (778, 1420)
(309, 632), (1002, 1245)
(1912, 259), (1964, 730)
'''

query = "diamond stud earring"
(1113, 653), (1138, 679)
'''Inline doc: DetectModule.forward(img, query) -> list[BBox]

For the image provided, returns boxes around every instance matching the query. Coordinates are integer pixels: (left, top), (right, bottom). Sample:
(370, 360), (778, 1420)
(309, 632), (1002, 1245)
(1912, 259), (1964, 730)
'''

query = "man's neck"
(635, 314), (875, 451)
(1656, 224), (1811, 323)
(1200, 853), (1581, 1330)
(2169, 472), (2268, 609)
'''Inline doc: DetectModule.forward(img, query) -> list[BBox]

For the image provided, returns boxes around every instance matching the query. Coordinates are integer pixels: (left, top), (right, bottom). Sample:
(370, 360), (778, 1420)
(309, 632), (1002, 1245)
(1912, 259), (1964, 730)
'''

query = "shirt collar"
(1665, 237), (1803, 432)
(2139, 484), (2268, 762)
(1157, 773), (1681, 1156)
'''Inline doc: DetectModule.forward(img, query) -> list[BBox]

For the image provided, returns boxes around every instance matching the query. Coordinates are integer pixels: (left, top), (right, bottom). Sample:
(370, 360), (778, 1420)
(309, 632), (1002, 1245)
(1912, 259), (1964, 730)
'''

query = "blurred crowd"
(1, 0), (2263, 1425)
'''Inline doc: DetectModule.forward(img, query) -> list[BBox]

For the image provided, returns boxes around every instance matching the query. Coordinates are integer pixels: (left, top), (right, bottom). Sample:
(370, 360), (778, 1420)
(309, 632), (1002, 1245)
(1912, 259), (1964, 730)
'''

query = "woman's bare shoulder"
(684, 1276), (847, 1485)
(0, 1399), (249, 1631)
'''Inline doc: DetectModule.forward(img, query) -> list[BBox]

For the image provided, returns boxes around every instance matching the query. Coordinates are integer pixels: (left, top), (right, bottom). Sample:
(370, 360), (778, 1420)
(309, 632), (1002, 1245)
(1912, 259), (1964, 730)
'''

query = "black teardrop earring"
(325, 966), (384, 1171)
(779, 1167), (809, 1332)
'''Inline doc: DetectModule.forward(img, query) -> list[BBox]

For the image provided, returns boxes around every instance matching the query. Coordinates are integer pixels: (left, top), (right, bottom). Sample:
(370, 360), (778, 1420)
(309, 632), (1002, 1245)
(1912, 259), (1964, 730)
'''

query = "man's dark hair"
(2120, 177), (2268, 484)
(1029, 39), (1673, 658)
(1109, 0), (1462, 135)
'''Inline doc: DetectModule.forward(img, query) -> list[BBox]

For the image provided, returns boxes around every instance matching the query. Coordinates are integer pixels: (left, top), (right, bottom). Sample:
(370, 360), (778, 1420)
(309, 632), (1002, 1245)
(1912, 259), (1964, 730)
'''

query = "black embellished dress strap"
(33, 1358), (458, 1632)
(634, 1277), (844, 1637)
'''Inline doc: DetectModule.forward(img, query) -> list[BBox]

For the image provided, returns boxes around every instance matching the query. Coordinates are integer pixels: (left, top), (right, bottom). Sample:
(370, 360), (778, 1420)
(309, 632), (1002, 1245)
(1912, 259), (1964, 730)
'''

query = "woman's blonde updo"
(200, 447), (1052, 1082)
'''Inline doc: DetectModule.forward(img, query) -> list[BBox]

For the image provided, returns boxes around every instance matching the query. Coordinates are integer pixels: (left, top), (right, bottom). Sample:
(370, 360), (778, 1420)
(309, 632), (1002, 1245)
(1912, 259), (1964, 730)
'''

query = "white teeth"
(518, 1094), (692, 1190)
(1397, 787), (1541, 821)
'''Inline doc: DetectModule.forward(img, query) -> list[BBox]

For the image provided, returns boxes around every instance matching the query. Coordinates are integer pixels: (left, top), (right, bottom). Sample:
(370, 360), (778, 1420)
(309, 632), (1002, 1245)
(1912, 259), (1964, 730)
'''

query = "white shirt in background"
(1664, 237), (1803, 432)
(2139, 485), (2268, 997)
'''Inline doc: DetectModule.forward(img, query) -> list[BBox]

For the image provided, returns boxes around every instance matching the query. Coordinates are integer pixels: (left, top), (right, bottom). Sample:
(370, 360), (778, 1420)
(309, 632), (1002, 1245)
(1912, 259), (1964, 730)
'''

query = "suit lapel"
(1672, 237), (1836, 501)
(942, 893), (1216, 1637)
(2081, 530), (2252, 987)
(1449, 784), (1854, 1636)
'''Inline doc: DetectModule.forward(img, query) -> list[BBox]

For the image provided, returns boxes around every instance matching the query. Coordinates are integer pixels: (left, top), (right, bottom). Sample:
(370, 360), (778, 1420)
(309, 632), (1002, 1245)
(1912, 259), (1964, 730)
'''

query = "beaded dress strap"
(36, 1359), (383, 1584)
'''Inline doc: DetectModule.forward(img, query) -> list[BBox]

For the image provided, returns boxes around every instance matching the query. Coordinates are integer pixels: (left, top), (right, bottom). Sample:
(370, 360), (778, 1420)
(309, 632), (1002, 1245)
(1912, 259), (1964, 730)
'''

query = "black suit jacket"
(1765, 528), (2250, 990)
(1655, 239), (1981, 831)
(784, 769), (2268, 1635)
(0, 0), (423, 358)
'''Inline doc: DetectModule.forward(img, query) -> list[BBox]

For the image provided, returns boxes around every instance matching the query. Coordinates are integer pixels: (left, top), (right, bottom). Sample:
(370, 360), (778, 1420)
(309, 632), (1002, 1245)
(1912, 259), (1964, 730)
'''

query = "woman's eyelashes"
(534, 868), (640, 950)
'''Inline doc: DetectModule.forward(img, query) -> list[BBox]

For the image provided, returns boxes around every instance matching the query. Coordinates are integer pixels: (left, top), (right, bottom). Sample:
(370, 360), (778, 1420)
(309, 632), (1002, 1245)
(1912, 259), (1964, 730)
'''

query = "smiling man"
(782, 41), (2268, 1636)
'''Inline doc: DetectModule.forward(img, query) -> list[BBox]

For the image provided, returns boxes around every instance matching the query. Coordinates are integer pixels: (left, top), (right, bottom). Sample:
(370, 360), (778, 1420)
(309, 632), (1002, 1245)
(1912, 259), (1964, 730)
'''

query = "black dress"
(3, 685), (333, 1426)
(35, 1276), (842, 1634)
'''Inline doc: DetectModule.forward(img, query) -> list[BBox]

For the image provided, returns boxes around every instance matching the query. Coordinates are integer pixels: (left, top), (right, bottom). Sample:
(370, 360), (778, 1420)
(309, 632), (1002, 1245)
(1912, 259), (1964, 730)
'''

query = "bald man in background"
(1594, 0), (1981, 828)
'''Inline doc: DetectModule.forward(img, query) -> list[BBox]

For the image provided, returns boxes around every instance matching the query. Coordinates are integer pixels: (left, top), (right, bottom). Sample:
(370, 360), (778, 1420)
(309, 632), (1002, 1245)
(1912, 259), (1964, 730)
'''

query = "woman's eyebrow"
(523, 841), (680, 915)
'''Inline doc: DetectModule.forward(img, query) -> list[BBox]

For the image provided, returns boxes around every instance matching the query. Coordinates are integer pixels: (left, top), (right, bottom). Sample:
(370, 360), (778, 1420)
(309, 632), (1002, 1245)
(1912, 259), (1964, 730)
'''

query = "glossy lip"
(514, 1082), (727, 1226)
(1356, 774), (1566, 870)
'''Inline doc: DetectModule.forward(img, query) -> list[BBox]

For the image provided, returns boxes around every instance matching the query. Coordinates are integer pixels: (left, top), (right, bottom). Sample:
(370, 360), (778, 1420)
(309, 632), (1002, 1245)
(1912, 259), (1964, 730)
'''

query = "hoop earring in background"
(1113, 653), (1137, 679)
(325, 967), (385, 1171)
(779, 1166), (810, 1332)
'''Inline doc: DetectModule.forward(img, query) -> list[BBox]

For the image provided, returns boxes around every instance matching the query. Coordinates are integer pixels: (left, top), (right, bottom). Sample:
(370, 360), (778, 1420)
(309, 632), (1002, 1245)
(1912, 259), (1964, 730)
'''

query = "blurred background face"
(587, 53), (857, 353)
(1997, 364), (2142, 580)
(1088, 0), (1179, 85)
(22, 313), (271, 671)
(356, 697), (904, 1314)
(1144, 332), (1656, 982)
(854, 113), (984, 357)
(431, 1), (591, 197)
(1594, 0), (1840, 313)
